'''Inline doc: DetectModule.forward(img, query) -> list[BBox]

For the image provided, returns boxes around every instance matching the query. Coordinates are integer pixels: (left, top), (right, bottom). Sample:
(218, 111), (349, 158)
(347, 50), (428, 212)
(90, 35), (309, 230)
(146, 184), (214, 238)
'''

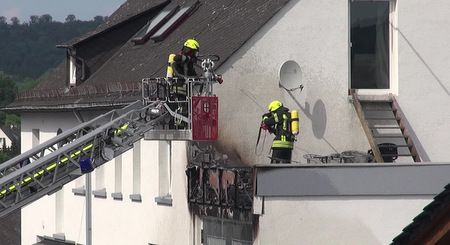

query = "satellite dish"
(279, 60), (303, 91)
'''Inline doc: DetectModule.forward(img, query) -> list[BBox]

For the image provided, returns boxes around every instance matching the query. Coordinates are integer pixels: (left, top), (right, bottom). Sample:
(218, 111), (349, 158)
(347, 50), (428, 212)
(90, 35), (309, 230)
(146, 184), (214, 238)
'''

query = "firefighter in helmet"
(261, 100), (295, 163)
(173, 38), (200, 77)
(170, 39), (200, 99)
(168, 39), (200, 128)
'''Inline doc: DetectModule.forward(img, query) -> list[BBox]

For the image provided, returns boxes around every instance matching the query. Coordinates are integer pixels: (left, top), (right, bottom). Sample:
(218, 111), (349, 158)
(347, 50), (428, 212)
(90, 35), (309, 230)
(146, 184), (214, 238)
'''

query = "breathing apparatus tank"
(166, 53), (176, 78)
(291, 110), (299, 135)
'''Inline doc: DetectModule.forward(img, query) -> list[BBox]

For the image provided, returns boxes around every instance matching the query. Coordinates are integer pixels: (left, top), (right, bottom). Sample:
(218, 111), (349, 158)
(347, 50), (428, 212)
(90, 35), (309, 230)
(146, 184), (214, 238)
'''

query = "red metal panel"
(192, 96), (218, 141)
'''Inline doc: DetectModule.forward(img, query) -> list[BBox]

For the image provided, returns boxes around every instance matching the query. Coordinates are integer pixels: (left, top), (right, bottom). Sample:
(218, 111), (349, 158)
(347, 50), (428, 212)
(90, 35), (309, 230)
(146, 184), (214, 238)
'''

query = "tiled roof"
(63, 0), (169, 46)
(391, 183), (450, 244)
(0, 126), (20, 142)
(0, 210), (20, 245)
(3, 0), (290, 112)
(85, 0), (291, 83)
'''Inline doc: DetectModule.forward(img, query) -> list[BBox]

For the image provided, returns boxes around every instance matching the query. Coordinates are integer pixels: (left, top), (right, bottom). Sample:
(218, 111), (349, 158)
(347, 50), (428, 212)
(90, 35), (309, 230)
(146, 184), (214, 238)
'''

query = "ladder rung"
(355, 98), (421, 162)
(376, 142), (416, 149)
(365, 117), (398, 120)
(373, 135), (406, 139)
(364, 108), (397, 112)
(381, 153), (416, 157)
(370, 126), (404, 129)
(376, 144), (410, 148)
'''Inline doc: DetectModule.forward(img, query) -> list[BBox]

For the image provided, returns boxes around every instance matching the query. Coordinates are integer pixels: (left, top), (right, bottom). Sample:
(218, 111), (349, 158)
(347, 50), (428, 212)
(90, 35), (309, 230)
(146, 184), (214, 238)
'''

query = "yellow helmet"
(268, 100), (283, 112)
(184, 39), (200, 50)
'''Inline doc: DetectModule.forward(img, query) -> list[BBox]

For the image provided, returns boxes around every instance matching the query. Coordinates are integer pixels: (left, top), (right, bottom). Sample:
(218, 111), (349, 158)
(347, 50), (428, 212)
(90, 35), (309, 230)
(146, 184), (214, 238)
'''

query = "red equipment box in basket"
(191, 96), (218, 141)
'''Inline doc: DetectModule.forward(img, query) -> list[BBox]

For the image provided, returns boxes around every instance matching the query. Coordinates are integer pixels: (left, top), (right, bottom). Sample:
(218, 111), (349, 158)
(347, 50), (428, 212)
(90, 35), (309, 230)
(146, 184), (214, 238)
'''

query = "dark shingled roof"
(0, 125), (20, 143)
(391, 183), (450, 244)
(0, 210), (20, 245)
(63, 0), (169, 46)
(3, 0), (290, 112)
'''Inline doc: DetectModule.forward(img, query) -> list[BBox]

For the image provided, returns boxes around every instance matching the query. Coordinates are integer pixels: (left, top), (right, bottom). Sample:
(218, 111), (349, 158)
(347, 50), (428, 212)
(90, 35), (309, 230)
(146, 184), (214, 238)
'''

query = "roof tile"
(4, 0), (289, 112)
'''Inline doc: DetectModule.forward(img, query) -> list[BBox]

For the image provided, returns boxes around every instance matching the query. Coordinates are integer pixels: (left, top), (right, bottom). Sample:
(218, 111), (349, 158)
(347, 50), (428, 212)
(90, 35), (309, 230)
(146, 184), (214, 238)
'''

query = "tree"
(10, 136), (20, 156)
(0, 16), (6, 24)
(39, 14), (53, 23)
(10, 17), (20, 25)
(66, 14), (76, 23)
(0, 151), (9, 163)
(5, 114), (20, 127)
(29, 15), (39, 24)
(93, 16), (107, 23)
(0, 75), (17, 107)
(0, 17), (103, 80)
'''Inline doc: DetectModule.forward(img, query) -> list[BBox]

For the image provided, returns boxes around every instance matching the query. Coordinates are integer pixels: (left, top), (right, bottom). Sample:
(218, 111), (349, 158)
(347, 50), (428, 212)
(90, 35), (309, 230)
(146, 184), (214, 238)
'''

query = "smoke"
(213, 139), (255, 167)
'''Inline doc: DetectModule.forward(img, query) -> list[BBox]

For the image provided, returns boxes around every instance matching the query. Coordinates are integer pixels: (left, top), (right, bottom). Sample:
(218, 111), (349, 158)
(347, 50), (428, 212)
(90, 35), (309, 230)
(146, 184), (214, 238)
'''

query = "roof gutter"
(2, 102), (130, 113)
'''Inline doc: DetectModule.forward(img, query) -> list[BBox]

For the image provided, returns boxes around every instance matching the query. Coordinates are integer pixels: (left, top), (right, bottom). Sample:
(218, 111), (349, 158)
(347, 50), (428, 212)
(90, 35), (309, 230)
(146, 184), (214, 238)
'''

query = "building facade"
(4, 0), (450, 244)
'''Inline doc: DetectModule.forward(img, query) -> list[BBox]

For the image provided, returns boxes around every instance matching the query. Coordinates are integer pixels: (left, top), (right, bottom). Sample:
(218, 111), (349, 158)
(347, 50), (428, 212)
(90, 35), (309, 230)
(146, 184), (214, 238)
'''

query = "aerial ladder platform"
(0, 55), (222, 218)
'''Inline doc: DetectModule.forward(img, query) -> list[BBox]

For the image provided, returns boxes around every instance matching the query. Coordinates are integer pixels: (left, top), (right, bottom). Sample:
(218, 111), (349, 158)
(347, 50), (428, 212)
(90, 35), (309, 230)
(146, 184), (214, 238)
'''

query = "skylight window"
(150, 2), (198, 42)
(131, 7), (179, 45)
(131, 0), (199, 45)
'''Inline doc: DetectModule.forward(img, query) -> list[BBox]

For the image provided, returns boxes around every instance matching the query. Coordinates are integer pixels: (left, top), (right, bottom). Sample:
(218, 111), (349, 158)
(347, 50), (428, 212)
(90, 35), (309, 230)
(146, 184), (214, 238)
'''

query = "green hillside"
(0, 14), (106, 128)
(0, 14), (106, 81)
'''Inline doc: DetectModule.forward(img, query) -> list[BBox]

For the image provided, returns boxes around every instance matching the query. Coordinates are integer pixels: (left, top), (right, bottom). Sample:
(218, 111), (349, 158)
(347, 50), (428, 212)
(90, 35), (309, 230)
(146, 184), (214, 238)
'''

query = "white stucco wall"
(396, 0), (450, 162)
(215, 0), (450, 244)
(215, 0), (370, 166)
(20, 112), (194, 245)
(257, 197), (432, 245)
(18, 0), (450, 244)
(213, 0), (450, 165)
(21, 112), (79, 245)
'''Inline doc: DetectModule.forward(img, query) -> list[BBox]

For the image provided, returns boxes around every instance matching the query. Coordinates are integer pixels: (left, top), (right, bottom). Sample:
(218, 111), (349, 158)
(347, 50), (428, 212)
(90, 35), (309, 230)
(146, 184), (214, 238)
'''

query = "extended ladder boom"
(0, 54), (223, 218)
(0, 100), (168, 218)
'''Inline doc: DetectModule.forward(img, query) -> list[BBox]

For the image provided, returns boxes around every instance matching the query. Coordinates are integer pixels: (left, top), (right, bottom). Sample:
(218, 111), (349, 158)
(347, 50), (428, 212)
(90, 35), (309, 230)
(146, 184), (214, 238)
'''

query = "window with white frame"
(350, 0), (397, 94)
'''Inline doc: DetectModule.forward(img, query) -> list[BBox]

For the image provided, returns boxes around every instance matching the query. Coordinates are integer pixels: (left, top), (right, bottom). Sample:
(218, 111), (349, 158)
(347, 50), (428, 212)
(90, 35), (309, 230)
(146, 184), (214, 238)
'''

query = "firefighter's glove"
(261, 121), (273, 134)
(261, 121), (269, 130)
(217, 74), (223, 84)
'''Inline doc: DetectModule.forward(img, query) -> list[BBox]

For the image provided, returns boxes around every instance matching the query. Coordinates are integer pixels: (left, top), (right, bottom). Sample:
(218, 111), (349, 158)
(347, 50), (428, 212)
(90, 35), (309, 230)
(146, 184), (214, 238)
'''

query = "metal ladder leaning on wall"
(352, 92), (421, 163)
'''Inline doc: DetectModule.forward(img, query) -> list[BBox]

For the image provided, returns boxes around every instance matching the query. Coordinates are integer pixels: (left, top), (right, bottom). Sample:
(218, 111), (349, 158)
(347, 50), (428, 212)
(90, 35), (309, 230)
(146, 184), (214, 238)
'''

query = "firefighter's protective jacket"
(262, 107), (294, 149)
(173, 50), (197, 77)
(172, 50), (198, 96)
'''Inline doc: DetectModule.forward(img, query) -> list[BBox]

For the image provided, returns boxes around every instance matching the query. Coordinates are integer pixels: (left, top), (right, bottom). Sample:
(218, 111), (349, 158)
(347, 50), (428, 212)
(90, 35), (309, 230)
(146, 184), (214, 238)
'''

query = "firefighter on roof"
(261, 100), (297, 163)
